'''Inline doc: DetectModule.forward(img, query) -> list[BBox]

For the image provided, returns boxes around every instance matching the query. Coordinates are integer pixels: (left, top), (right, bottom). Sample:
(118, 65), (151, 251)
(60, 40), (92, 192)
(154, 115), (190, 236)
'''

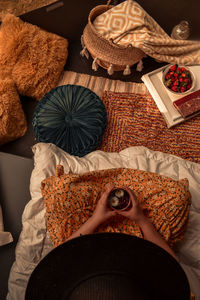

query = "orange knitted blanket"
(98, 91), (200, 163)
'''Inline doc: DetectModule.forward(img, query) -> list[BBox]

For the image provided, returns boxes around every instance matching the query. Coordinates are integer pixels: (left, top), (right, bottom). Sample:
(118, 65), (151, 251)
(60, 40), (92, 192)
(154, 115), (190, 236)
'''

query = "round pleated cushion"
(32, 85), (107, 157)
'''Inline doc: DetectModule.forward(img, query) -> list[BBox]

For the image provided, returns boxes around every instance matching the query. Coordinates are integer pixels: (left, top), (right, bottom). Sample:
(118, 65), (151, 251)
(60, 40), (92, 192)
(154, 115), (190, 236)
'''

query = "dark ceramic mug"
(108, 188), (131, 211)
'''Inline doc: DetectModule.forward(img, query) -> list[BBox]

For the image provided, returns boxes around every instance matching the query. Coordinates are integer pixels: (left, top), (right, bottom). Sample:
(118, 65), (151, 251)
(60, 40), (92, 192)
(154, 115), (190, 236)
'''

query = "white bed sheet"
(7, 143), (200, 300)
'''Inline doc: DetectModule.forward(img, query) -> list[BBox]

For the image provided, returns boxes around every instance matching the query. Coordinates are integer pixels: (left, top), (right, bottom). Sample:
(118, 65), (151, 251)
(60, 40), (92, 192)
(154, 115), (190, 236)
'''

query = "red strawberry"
(181, 73), (186, 77)
(179, 78), (183, 82)
(170, 64), (177, 72)
(174, 80), (179, 86)
(187, 84), (191, 90)
(180, 87), (186, 93)
(174, 73), (178, 77)
(165, 74), (170, 80)
(171, 86), (178, 92)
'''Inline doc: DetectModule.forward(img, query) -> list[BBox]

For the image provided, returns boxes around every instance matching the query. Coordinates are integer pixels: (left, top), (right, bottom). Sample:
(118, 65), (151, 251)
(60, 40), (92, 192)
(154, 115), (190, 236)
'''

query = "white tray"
(141, 64), (200, 128)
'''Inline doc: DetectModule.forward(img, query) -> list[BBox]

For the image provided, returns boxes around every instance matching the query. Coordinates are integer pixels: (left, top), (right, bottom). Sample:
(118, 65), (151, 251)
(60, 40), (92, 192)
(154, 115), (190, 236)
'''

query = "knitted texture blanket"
(59, 71), (200, 163)
(98, 91), (200, 164)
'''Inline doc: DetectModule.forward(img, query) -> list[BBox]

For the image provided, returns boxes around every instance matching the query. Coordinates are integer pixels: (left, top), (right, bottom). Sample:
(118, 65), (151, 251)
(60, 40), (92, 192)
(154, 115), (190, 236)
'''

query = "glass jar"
(171, 21), (190, 40)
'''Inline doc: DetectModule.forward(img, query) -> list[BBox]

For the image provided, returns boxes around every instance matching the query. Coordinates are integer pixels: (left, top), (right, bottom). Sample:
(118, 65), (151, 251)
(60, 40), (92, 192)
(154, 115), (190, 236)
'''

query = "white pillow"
(7, 143), (200, 300)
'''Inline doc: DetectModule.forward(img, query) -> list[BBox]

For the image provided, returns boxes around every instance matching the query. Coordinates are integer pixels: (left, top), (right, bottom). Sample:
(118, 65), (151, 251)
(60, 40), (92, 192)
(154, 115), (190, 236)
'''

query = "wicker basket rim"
(86, 39), (144, 66)
(83, 24), (145, 66)
(87, 4), (134, 50)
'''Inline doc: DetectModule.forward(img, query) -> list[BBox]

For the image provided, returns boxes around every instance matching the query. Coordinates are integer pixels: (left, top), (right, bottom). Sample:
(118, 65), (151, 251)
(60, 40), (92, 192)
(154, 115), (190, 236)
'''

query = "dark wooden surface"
(0, 0), (57, 19)
(20, 0), (200, 41)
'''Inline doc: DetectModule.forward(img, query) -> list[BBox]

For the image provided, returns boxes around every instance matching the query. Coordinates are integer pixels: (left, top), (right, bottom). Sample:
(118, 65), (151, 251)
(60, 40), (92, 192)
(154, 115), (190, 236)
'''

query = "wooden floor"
(0, 0), (57, 19)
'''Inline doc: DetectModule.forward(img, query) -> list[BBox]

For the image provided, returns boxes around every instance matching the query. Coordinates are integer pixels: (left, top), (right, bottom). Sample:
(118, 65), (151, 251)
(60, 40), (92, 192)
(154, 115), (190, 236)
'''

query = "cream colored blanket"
(93, 0), (200, 65)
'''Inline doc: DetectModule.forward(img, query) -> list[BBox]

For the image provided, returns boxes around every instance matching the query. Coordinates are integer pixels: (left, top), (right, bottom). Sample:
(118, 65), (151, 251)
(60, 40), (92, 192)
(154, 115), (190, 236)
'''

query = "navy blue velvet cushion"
(32, 85), (107, 157)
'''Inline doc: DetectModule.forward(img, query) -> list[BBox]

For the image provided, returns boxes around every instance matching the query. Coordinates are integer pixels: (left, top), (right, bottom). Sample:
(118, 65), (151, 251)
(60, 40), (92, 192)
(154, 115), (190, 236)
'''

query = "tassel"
(92, 58), (98, 71)
(107, 64), (114, 75)
(123, 65), (131, 75)
(80, 35), (85, 48)
(80, 46), (89, 59)
(136, 59), (143, 72)
(80, 35), (89, 59)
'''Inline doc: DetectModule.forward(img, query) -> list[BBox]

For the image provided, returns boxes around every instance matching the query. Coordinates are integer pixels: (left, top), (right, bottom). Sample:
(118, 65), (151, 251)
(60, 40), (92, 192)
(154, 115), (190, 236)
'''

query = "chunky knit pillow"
(0, 78), (27, 145)
(0, 14), (68, 101)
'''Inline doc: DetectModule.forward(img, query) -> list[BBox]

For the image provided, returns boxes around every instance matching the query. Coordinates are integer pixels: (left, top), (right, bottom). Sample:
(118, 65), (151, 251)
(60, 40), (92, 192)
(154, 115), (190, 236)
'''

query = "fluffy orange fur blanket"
(0, 14), (68, 101)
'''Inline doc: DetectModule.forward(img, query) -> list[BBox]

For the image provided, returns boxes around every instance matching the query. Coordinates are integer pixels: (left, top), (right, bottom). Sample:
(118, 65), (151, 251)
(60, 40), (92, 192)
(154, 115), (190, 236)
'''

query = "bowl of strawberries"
(163, 64), (195, 95)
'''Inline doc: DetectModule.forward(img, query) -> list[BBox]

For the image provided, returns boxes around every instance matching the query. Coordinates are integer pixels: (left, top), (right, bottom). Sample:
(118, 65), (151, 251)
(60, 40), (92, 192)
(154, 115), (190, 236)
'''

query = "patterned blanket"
(59, 71), (200, 163)
(93, 0), (200, 65)
(98, 91), (200, 164)
(41, 166), (191, 248)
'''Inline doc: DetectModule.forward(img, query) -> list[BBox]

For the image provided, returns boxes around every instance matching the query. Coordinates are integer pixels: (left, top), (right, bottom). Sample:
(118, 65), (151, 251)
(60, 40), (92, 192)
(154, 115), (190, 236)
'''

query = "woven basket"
(80, 1), (146, 75)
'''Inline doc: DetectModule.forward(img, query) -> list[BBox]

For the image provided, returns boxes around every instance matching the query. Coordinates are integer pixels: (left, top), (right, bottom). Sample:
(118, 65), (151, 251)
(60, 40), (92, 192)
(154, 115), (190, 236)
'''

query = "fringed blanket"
(59, 72), (200, 163)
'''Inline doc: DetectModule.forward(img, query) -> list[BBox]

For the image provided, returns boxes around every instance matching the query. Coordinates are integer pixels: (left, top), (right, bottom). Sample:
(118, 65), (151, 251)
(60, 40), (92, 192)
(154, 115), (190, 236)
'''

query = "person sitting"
(68, 185), (177, 260)
(26, 184), (193, 300)
(32, 167), (193, 299)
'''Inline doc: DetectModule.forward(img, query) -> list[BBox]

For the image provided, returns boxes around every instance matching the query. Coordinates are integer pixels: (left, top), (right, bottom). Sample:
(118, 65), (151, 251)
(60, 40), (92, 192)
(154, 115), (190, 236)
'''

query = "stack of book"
(142, 65), (200, 128)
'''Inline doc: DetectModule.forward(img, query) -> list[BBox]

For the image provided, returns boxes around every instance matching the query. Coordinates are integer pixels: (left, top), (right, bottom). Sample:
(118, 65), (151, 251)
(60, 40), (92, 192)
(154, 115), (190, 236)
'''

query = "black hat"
(25, 233), (190, 300)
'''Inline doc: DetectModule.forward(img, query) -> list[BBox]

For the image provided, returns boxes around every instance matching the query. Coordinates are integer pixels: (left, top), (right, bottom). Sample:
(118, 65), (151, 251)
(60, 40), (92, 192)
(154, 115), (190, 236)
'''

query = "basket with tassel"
(80, 0), (146, 75)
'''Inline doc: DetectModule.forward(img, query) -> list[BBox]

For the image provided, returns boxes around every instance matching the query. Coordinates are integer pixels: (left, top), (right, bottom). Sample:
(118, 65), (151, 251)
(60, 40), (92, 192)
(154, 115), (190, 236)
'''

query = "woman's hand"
(68, 185), (117, 241)
(117, 187), (145, 224)
(91, 185), (117, 227)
